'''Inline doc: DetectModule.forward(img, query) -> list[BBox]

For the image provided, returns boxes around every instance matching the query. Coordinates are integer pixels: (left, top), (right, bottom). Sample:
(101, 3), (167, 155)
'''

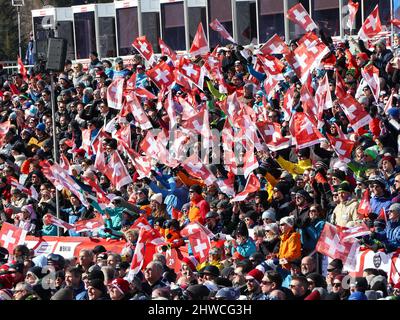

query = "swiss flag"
(315, 73), (333, 112)
(377, 208), (388, 223)
(257, 54), (285, 76)
(384, 91), (394, 114)
(164, 91), (177, 129)
(158, 38), (177, 61)
(0, 223), (27, 253)
(177, 56), (204, 88)
(82, 176), (110, 206)
(257, 121), (292, 152)
(263, 73), (283, 99)
(391, 18), (400, 29)
(327, 134), (355, 162)
(347, 0), (359, 29)
(209, 18), (235, 43)
(260, 34), (290, 56)
(335, 70), (347, 100)
(43, 213), (74, 231)
(10, 179), (39, 201)
(316, 222), (360, 269)
(361, 64), (380, 102)
(358, 5), (382, 41)
(17, 56), (28, 82)
(81, 128), (92, 156)
(123, 92), (153, 130)
(216, 174), (236, 197)
(107, 78), (125, 110)
(106, 151), (133, 190)
(181, 154), (217, 186)
(146, 60), (175, 89)
(178, 96), (197, 121)
(231, 173), (260, 202)
(220, 92), (243, 120)
(289, 112), (325, 149)
(287, 3), (318, 32)
(181, 222), (212, 263)
(189, 22), (209, 56)
(121, 142), (152, 179)
(283, 85), (296, 121)
(0, 121), (10, 137)
(132, 35), (154, 63)
(338, 223), (371, 241)
(42, 163), (89, 207)
(300, 86), (318, 119)
(338, 95), (372, 131)
(74, 214), (104, 233)
(290, 38), (329, 83)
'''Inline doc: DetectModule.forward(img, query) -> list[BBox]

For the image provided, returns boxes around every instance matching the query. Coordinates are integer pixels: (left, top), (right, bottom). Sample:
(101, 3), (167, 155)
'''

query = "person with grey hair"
(77, 249), (94, 273)
(152, 252), (176, 284)
(13, 282), (39, 300)
(373, 203), (400, 252)
(107, 253), (122, 268)
(144, 261), (168, 290)
(101, 266), (117, 285)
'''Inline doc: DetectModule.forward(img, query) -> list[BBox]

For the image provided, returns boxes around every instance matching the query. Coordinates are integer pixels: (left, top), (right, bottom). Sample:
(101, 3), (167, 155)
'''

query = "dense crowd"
(1, 24), (400, 300)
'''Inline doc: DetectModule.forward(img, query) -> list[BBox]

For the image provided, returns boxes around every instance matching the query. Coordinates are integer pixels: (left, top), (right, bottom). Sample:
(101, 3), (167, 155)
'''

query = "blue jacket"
(148, 176), (189, 217)
(370, 196), (392, 217)
(376, 219), (400, 252)
(299, 219), (325, 253)
(232, 238), (256, 258)
(61, 205), (87, 237)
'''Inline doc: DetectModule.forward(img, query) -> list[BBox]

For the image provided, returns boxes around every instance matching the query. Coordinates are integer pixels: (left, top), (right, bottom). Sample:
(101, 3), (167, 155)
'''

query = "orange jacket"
(188, 197), (210, 225)
(278, 231), (302, 269)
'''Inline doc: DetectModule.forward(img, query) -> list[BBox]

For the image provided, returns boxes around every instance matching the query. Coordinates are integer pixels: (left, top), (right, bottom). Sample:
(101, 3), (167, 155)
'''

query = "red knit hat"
(245, 269), (264, 283)
(181, 256), (199, 272)
(382, 155), (396, 168)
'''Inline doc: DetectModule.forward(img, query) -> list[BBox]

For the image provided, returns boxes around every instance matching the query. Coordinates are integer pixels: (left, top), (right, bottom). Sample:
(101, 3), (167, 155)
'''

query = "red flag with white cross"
(327, 134), (355, 163)
(181, 222), (212, 263)
(289, 112), (325, 149)
(158, 38), (177, 62)
(74, 214), (104, 233)
(146, 60), (175, 89)
(189, 22), (209, 56)
(358, 5), (382, 41)
(287, 3), (318, 32)
(260, 34), (290, 56)
(338, 95), (372, 131)
(132, 35), (155, 64)
(0, 223), (27, 253)
(107, 78), (125, 110)
(316, 222), (360, 269)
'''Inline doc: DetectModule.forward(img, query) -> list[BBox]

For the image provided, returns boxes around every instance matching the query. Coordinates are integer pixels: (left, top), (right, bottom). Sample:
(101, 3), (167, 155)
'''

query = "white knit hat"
(150, 193), (163, 205)
(279, 216), (295, 228)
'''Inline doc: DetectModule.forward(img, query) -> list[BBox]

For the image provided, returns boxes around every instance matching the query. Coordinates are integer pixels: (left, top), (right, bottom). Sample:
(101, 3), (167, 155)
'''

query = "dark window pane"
(74, 11), (96, 59)
(258, 0), (284, 43)
(161, 2), (186, 50)
(98, 17), (116, 58)
(208, 0), (233, 47)
(116, 7), (138, 56)
(312, 0), (340, 37)
(236, 1), (257, 45)
(57, 21), (75, 60)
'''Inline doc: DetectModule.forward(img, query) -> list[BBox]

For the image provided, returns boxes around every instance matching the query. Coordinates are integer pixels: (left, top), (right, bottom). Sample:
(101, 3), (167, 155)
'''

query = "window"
(98, 17), (117, 58)
(74, 11), (96, 59)
(161, 2), (185, 50)
(258, 0), (284, 43)
(208, 0), (233, 47)
(116, 7), (138, 56)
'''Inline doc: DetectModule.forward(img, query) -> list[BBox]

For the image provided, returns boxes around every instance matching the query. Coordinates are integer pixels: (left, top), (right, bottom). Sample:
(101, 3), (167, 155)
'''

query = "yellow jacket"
(278, 231), (302, 268)
(276, 156), (312, 177)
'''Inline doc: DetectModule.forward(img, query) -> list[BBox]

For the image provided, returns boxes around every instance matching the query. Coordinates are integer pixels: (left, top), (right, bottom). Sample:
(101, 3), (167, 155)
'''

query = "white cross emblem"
(293, 9), (308, 23)
(263, 125), (274, 137)
(346, 104), (357, 120)
(334, 141), (346, 155)
(294, 53), (308, 70)
(182, 64), (198, 78)
(1, 230), (16, 249)
(194, 238), (208, 258)
(263, 58), (276, 72)
(145, 140), (159, 155)
(269, 43), (283, 53)
(155, 69), (170, 84)
(114, 161), (123, 177)
(186, 224), (199, 235)
(300, 119), (314, 135)
(325, 234), (346, 257)
(138, 40), (149, 54)
(365, 15), (378, 31)
(303, 39), (319, 54)
(265, 75), (276, 87)
(208, 57), (219, 67)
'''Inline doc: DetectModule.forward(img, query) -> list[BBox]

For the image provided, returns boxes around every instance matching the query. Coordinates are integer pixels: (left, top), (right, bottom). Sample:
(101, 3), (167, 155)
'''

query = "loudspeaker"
(46, 38), (67, 72)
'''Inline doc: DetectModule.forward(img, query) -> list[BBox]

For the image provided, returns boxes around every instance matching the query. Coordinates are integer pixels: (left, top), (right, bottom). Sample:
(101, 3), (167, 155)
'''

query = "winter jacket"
(370, 195), (392, 218)
(231, 237), (257, 258)
(376, 219), (400, 252)
(332, 198), (359, 227)
(278, 231), (301, 268)
(188, 196), (210, 225)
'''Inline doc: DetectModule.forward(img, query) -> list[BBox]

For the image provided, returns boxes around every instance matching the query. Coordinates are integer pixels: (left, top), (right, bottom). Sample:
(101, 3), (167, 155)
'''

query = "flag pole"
(50, 71), (61, 236)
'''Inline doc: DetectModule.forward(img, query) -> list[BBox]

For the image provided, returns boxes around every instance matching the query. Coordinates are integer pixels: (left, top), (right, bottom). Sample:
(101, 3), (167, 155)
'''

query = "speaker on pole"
(46, 38), (67, 72)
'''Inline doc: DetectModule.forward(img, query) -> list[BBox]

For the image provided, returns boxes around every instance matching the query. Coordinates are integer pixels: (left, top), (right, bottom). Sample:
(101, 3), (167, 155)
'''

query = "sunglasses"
(327, 268), (337, 272)
(261, 281), (271, 285)
(333, 283), (341, 287)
